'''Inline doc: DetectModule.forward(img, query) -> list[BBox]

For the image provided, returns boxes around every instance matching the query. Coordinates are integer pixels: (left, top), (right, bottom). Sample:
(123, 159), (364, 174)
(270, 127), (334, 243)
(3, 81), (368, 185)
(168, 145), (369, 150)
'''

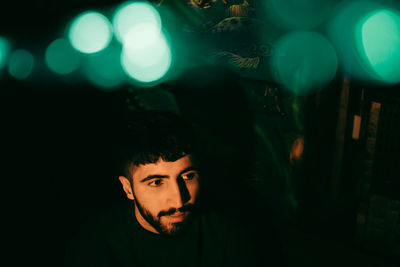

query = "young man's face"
(119, 155), (200, 236)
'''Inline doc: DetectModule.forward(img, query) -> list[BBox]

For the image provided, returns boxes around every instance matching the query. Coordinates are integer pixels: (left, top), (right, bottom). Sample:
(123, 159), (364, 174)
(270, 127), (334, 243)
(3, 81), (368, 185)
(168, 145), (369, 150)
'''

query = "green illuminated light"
(45, 38), (81, 75)
(8, 49), (34, 79)
(359, 10), (400, 83)
(0, 36), (11, 69)
(68, 11), (113, 54)
(123, 24), (159, 50)
(272, 31), (338, 95)
(84, 45), (125, 89)
(113, 1), (161, 43)
(329, 1), (400, 84)
(121, 27), (172, 84)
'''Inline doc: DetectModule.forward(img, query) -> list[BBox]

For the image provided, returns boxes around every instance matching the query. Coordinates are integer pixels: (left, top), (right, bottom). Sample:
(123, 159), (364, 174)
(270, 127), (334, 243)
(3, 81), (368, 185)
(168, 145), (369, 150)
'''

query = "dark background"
(1, 1), (399, 267)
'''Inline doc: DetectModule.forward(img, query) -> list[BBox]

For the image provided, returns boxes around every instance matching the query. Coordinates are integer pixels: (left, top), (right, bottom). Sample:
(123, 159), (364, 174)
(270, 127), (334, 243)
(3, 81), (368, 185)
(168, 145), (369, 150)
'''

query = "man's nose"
(167, 178), (190, 208)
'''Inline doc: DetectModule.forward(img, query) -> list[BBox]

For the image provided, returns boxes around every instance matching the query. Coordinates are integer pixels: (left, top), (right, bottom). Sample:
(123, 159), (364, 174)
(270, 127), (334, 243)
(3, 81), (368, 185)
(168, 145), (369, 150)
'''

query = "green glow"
(0, 36), (11, 69)
(359, 10), (400, 83)
(83, 45), (125, 89)
(113, 1), (161, 43)
(263, 0), (334, 29)
(121, 26), (172, 84)
(272, 31), (338, 95)
(45, 38), (81, 75)
(68, 11), (112, 54)
(8, 49), (34, 79)
(328, 1), (399, 84)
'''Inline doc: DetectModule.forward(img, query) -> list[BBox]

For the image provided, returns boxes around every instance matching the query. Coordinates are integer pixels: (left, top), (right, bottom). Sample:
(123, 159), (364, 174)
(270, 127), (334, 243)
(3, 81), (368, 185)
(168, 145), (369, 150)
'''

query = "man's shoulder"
(64, 202), (133, 266)
(75, 202), (130, 236)
(196, 208), (261, 267)
(68, 202), (130, 241)
(200, 209), (236, 229)
(198, 208), (252, 241)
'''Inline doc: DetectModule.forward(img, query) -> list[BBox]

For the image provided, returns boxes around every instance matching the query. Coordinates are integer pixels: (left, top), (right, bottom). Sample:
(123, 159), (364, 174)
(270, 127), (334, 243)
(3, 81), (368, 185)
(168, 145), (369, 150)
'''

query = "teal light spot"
(121, 26), (172, 84)
(45, 38), (81, 75)
(8, 49), (34, 79)
(113, 1), (161, 43)
(272, 31), (338, 95)
(328, 1), (399, 84)
(358, 10), (400, 83)
(0, 36), (11, 69)
(83, 45), (126, 90)
(68, 11), (112, 54)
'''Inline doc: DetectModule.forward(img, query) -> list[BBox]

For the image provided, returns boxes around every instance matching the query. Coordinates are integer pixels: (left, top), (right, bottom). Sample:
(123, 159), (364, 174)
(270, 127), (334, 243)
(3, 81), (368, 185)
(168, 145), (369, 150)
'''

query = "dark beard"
(134, 197), (194, 236)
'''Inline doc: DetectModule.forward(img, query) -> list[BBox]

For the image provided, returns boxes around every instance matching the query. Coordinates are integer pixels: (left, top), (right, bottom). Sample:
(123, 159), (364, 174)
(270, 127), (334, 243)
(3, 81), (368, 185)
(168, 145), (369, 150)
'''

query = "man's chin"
(159, 218), (190, 236)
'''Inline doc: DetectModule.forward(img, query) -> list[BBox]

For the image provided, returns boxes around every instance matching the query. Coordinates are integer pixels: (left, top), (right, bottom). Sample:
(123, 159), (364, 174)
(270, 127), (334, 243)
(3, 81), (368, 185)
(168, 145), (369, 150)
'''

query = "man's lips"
(168, 212), (185, 217)
(166, 212), (188, 220)
(158, 203), (194, 218)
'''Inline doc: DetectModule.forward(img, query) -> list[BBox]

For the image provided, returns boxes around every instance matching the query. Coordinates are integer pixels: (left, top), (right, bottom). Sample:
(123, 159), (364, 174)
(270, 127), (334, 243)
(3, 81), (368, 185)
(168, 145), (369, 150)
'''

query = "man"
(64, 110), (259, 267)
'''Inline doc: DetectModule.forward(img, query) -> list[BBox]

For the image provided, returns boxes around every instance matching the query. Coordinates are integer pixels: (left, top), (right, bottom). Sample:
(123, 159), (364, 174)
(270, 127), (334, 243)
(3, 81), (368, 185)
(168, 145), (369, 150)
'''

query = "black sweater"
(64, 202), (259, 267)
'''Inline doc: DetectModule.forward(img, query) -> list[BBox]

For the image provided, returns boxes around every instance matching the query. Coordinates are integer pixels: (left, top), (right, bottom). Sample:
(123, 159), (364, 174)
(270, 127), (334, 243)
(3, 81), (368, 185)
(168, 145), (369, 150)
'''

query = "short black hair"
(119, 110), (196, 181)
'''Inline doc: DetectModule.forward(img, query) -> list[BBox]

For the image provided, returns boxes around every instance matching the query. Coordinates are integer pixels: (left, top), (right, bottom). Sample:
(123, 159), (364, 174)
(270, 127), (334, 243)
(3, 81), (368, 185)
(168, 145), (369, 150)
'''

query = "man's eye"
(148, 179), (164, 187)
(182, 172), (198, 181)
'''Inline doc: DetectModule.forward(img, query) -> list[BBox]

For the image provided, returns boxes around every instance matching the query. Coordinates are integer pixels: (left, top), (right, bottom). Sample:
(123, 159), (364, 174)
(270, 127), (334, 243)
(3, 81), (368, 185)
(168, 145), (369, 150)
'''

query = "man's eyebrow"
(140, 175), (169, 183)
(139, 166), (198, 183)
(178, 166), (198, 177)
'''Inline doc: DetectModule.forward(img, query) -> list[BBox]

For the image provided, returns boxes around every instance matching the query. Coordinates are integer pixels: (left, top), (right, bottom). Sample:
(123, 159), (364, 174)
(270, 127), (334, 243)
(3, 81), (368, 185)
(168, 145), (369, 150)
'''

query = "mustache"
(157, 203), (194, 217)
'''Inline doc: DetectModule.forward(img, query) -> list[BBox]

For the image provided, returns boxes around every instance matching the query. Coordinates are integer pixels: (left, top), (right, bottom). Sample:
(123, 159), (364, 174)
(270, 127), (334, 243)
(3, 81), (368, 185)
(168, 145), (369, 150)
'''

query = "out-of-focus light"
(0, 36), (11, 69)
(68, 11), (113, 54)
(272, 31), (338, 95)
(113, 1), (161, 43)
(45, 38), (81, 75)
(123, 23), (160, 50)
(262, 0), (334, 29)
(121, 26), (172, 85)
(8, 49), (34, 79)
(83, 45), (125, 90)
(328, 1), (400, 85)
(357, 9), (400, 83)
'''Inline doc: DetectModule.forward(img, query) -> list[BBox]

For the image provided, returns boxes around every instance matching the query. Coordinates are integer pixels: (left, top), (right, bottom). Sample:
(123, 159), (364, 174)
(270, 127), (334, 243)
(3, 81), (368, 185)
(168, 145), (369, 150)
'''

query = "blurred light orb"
(123, 23), (160, 50)
(45, 38), (81, 75)
(68, 11), (113, 54)
(8, 49), (34, 79)
(0, 36), (11, 69)
(121, 27), (172, 84)
(123, 24), (167, 68)
(113, 1), (161, 43)
(357, 9), (400, 83)
(328, 1), (400, 85)
(84, 45), (126, 90)
(272, 31), (338, 95)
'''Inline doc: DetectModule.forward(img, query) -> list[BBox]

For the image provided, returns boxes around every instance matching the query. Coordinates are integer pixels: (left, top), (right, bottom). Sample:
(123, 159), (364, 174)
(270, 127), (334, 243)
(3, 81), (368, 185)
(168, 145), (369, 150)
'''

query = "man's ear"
(118, 176), (135, 200)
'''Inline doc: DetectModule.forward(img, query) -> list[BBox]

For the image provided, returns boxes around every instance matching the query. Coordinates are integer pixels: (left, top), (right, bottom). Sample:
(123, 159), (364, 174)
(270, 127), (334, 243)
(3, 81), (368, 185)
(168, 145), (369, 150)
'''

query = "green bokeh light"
(83, 45), (126, 90)
(45, 38), (81, 75)
(113, 1), (161, 43)
(262, 0), (334, 29)
(328, 1), (399, 84)
(272, 31), (338, 95)
(68, 11), (113, 54)
(121, 26), (172, 84)
(8, 49), (34, 79)
(0, 36), (11, 69)
(357, 9), (400, 83)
